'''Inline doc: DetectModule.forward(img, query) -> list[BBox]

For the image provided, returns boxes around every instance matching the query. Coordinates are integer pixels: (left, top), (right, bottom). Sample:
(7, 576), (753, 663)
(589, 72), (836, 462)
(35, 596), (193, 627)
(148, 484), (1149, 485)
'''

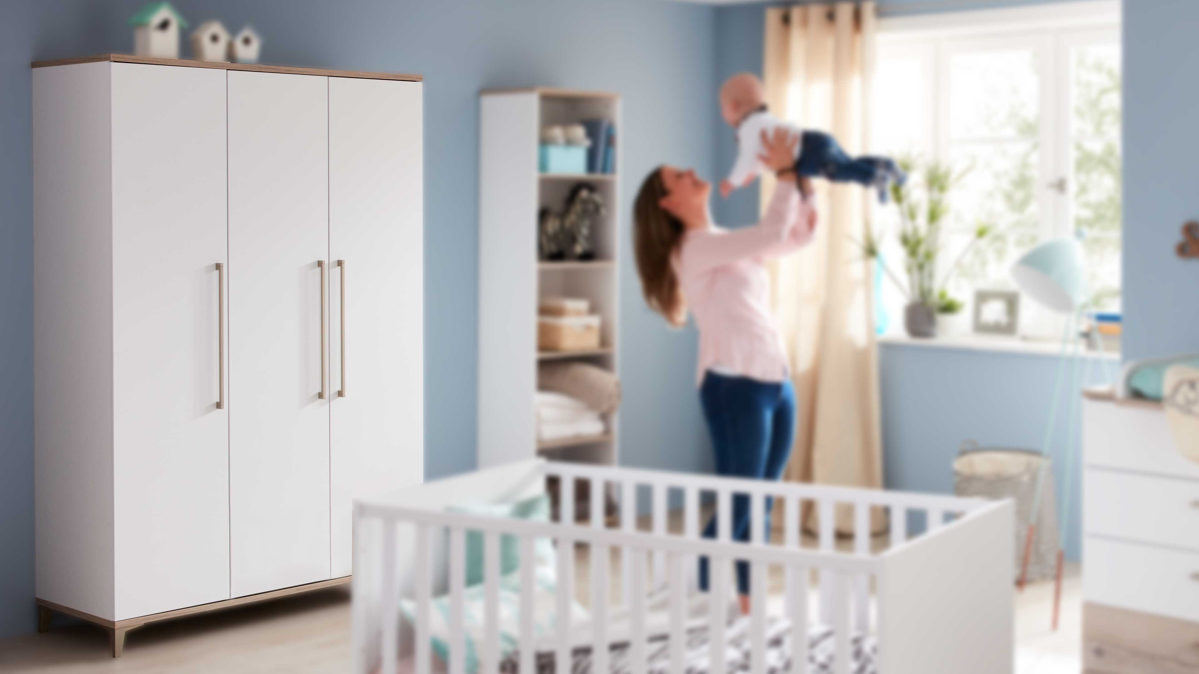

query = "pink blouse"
(675, 181), (816, 385)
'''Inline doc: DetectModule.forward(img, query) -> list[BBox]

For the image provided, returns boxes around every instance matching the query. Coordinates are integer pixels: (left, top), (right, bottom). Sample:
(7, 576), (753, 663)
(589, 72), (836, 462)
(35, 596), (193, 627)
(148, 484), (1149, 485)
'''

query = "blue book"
(601, 124), (615, 173)
(580, 119), (607, 173)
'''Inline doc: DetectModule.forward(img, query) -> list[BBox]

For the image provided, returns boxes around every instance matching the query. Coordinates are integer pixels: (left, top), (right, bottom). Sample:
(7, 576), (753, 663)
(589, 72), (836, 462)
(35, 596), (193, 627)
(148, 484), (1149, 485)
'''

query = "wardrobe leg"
(110, 627), (129, 658)
(36, 605), (52, 633)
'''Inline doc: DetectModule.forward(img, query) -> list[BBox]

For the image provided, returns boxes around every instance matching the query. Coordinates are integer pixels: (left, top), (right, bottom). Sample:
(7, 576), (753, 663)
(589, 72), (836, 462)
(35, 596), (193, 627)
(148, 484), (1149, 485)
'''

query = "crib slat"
(448, 527), (466, 674)
(709, 553), (728, 674)
(350, 509), (367, 674)
(414, 525), (431, 674)
(669, 552), (686, 674)
(750, 560), (767, 674)
(890, 506), (907, 547)
(852, 503), (870, 633)
(482, 531), (501, 674)
(718, 489), (732, 542)
(630, 548), (648, 674)
(818, 499), (835, 626)
(591, 540), (611, 673)
(832, 572), (851, 674)
(622, 480), (636, 607)
(591, 476), (605, 529)
(928, 507), (945, 532)
(556, 531), (573, 674)
(751, 491), (766, 545)
(653, 484), (668, 585)
(519, 535), (536, 674)
(786, 564), (808, 674)
(380, 521), (398, 674)
(685, 485), (700, 591)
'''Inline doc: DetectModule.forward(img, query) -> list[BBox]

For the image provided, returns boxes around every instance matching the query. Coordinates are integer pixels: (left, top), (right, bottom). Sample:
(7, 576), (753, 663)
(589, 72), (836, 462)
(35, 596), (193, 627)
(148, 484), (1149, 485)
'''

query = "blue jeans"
(796, 130), (902, 200)
(697, 371), (797, 596)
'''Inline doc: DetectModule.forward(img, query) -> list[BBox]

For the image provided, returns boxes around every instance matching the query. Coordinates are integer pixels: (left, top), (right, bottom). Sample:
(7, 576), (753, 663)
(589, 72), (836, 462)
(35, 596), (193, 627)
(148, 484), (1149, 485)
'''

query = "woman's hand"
(757, 127), (799, 175)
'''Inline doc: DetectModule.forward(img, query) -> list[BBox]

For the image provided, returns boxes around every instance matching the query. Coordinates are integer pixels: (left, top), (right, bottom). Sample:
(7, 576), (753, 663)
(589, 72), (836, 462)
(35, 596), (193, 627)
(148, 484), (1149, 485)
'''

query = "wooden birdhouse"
(129, 1), (187, 59)
(191, 21), (231, 62)
(230, 26), (262, 64)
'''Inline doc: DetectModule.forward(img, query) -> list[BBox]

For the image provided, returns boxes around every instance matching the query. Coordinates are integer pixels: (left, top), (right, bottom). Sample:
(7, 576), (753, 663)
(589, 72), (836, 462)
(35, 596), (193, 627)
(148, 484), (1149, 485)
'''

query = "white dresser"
(33, 55), (424, 655)
(1082, 390), (1199, 672)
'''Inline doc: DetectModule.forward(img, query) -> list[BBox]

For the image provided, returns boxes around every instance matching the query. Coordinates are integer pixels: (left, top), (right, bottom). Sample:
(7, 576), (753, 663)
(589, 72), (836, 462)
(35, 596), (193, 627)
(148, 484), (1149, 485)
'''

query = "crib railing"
(353, 459), (1008, 674)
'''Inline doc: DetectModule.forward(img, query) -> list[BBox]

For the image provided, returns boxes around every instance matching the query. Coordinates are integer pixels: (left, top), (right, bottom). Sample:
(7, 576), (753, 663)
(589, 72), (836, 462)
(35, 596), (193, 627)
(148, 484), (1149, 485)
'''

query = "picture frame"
(973, 289), (1020, 336)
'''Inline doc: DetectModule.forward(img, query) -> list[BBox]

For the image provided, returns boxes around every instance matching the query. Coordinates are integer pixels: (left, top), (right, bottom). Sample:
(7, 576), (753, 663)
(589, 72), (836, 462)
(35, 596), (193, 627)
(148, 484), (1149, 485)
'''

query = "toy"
(129, 1), (187, 59)
(230, 26), (262, 64)
(191, 20), (231, 62)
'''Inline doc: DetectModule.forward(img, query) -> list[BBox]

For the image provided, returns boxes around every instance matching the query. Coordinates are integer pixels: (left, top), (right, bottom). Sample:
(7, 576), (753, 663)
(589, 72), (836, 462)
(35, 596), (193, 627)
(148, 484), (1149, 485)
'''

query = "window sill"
(877, 332), (1120, 361)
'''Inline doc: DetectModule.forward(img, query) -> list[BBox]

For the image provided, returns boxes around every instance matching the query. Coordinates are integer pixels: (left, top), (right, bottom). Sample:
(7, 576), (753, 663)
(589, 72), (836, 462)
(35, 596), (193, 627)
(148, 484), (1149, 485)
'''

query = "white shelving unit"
(478, 87), (620, 472)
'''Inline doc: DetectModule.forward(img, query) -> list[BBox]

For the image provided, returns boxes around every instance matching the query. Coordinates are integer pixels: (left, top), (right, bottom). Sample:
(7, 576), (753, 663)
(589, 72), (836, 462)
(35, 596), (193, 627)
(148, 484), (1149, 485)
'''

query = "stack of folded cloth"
(535, 362), (622, 442)
(535, 391), (605, 442)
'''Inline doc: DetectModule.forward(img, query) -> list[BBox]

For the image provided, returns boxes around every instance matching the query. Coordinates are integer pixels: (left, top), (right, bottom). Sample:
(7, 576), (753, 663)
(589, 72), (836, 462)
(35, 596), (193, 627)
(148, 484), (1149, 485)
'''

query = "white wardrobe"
(32, 56), (423, 651)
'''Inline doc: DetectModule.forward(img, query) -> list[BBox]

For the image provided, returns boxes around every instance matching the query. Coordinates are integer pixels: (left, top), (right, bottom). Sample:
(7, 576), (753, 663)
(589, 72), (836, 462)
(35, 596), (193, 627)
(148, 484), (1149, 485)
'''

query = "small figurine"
(230, 26), (262, 64)
(129, 1), (187, 59)
(191, 21), (231, 62)
(561, 183), (604, 260)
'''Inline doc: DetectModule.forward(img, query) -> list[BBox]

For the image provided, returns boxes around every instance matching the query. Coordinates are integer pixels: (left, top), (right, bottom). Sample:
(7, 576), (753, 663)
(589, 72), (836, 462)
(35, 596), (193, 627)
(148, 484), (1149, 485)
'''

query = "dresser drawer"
(1084, 537), (1199, 623)
(1083, 398), (1199, 480)
(1085, 469), (1199, 551)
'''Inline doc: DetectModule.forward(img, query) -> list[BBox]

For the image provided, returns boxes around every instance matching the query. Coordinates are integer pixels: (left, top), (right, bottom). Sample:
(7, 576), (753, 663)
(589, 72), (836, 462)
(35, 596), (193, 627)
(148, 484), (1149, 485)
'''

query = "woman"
(633, 129), (816, 609)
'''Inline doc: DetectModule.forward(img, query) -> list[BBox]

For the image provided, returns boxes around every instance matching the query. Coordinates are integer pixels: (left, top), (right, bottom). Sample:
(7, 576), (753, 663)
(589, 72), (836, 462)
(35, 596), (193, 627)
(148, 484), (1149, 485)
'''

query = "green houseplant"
(863, 158), (992, 338)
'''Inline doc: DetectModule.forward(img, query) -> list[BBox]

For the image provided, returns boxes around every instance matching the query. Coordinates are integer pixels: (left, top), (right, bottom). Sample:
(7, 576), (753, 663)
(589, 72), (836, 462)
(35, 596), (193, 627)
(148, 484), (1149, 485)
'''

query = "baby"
(720, 72), (904, 202)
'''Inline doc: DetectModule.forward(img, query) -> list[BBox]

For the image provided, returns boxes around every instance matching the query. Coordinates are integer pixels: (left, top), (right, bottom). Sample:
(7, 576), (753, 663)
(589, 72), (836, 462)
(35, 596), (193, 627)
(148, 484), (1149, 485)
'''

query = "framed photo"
(973, 290), (1020, 336)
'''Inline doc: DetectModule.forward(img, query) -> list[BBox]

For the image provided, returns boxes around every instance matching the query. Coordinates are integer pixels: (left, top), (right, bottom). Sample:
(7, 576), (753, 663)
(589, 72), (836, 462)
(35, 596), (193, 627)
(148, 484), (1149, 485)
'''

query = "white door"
(329, 78), (424, 577)
(228, 71), (331, 597)
(110, 63), (230, 618)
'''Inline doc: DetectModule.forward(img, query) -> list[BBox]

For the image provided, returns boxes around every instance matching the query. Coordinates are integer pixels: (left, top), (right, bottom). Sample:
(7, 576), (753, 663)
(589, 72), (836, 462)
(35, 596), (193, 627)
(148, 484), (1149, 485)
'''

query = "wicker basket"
(954, 441), (1058, 583)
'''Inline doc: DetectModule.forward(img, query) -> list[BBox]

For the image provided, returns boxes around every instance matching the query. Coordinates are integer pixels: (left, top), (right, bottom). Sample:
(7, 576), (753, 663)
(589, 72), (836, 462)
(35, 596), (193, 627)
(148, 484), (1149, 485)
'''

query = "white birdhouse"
(230, 26), (263, 64)
(191, 21), (232, 62)
(129, 1), (187, 59)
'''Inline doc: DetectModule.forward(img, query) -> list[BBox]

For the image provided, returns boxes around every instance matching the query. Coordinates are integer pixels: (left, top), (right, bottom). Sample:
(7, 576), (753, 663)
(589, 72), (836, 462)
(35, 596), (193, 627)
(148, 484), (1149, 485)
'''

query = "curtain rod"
(781, 4), (864, 26)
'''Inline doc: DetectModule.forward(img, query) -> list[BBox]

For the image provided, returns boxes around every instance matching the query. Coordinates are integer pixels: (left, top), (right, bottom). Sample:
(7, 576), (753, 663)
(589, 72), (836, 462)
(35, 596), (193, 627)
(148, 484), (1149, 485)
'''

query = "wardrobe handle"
(318, 260), (328, 400)
(337, 259), (347, 398)
(216, 262), (225, 410)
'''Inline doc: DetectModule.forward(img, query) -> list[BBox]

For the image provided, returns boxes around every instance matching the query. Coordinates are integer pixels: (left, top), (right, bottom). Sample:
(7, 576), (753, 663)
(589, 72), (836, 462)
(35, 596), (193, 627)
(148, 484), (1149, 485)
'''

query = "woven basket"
(954, 441), (1059, 583)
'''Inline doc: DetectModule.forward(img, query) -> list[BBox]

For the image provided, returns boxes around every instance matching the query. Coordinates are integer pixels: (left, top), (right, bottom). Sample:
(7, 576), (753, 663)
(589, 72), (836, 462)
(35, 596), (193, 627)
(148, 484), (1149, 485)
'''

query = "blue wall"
(0, 0), (718, 637)
(1121, 0), (1199, 361)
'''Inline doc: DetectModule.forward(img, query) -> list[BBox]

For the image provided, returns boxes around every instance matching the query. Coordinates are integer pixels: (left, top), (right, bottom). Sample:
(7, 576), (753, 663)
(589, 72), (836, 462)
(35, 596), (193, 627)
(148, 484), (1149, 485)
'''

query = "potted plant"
(863, 159), (992, 338)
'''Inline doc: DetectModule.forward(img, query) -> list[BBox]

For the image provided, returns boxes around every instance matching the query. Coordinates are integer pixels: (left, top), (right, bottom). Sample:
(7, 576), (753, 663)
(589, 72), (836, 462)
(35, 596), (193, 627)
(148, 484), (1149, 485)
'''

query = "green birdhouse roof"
(128, 2), (189, 30)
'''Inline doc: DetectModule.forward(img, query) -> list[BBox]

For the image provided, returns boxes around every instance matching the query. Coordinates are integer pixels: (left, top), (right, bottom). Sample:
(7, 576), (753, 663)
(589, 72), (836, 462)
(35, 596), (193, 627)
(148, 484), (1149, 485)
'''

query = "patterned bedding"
(499, 615), (876, 674)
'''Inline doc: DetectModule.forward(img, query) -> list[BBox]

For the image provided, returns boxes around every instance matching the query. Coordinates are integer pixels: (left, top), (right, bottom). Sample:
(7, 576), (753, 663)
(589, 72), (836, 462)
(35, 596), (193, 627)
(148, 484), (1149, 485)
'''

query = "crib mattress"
(499, 616), (876, 674)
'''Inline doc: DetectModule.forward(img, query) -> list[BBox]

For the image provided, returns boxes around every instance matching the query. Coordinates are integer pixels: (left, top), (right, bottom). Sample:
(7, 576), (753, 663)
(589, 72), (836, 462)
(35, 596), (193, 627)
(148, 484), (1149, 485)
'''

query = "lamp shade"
(1011, 238), (1085, 314)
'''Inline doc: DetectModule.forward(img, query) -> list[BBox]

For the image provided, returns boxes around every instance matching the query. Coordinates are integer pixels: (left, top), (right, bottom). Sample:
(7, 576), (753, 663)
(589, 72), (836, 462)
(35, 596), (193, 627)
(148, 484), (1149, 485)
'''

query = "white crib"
(352, 459), (1013, 674)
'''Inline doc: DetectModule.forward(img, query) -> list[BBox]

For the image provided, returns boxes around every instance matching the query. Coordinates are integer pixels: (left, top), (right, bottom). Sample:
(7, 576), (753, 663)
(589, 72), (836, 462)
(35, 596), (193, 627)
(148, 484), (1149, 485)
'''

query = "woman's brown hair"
(633, 167), (687, 326)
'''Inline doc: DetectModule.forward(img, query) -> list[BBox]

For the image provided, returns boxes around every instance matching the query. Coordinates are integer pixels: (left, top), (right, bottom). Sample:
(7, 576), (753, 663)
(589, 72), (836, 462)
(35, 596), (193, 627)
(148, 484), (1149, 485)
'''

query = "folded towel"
(534, 390), (590, 412)
(537, 405), (601, 425)
(538, 417), (606, 442)
(537, 363), (621, 414)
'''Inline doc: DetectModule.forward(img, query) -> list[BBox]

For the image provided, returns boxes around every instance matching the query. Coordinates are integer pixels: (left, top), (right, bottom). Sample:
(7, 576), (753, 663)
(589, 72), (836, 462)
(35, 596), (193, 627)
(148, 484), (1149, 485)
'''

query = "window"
(872, 3), (1121, 335)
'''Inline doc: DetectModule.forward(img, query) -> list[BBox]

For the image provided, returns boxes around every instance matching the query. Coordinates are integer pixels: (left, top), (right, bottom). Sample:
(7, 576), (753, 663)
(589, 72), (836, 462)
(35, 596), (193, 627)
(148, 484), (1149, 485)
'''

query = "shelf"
(538, 347), (614, 360)
(537, 433), (614, 451)
(538, 260), (614, 270)
(539, 173), (616, 181)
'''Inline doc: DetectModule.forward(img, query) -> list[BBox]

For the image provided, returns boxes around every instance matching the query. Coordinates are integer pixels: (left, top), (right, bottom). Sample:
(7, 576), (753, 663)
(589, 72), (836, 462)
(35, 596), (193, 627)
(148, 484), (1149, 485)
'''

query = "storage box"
(539, 296), (590, 317)
(539, 145), (587, 174)
(538, 315), (601, 351)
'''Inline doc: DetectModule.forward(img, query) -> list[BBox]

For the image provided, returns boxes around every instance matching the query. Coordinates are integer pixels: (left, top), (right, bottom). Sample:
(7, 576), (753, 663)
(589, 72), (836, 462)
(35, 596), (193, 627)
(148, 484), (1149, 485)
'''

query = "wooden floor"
(0, 561), (1083, 674)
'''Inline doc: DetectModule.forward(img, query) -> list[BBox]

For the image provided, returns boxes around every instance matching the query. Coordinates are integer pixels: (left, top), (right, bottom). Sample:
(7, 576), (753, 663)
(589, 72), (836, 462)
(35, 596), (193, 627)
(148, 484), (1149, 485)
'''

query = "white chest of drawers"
(1082, 391), (1199, 672)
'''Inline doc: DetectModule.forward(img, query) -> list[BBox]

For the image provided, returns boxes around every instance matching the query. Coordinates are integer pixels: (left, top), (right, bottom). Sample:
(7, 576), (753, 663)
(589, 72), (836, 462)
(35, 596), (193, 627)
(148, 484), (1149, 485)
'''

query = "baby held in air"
(720, 72), (905, 202)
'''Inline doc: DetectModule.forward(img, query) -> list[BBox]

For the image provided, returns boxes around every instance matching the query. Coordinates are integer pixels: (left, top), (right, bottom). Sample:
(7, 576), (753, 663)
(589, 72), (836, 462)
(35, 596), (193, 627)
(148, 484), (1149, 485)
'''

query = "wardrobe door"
(228, 71), (331, 597)
(110, 63), (230, 618)
(329, 78), (424, 577)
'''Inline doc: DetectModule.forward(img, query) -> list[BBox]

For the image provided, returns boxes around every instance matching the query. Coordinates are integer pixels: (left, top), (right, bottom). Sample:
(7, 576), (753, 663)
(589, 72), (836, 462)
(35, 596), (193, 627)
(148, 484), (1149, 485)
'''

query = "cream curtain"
(762, 2), (886, 535)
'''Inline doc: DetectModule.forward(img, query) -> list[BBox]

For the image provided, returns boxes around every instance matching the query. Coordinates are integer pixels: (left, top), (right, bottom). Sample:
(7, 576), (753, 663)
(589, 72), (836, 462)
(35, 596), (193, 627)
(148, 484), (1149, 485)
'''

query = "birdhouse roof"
(193, 20), (232, 39)
(128, 1), (188, 29)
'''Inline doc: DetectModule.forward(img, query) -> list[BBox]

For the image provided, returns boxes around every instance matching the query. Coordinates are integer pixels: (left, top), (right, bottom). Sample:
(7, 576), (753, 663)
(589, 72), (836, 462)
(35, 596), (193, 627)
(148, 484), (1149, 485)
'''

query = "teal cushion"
(450, 493), (554, 587)
(1129, 357), (1199, 400)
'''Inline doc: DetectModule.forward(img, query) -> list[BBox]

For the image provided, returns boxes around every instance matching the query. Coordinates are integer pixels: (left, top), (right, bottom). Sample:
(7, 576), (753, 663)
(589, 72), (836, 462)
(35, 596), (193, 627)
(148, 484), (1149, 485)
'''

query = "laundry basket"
(954, 442), (1058, 583)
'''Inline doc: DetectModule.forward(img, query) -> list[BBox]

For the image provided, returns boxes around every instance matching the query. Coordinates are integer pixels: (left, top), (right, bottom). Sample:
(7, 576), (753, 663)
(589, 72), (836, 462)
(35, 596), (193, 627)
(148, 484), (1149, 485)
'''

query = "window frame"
(873, 1), (1121, 337)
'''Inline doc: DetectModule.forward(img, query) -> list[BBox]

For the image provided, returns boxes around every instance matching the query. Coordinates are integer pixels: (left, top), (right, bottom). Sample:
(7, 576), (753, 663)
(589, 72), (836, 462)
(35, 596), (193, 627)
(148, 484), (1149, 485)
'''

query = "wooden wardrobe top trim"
(32, 54), (422, 82)
(480, 86), (619, 100)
